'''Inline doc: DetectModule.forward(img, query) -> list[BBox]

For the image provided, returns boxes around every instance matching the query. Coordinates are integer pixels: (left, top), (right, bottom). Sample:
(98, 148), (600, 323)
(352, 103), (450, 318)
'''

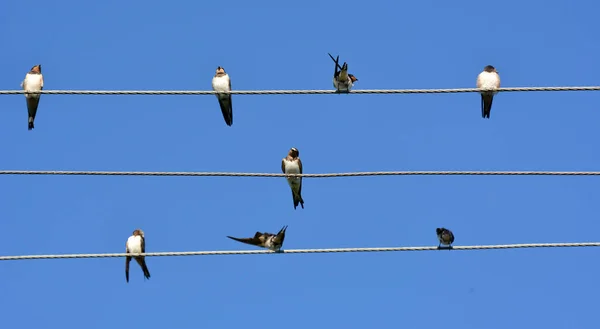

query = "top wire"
(1, 86), (600, 95)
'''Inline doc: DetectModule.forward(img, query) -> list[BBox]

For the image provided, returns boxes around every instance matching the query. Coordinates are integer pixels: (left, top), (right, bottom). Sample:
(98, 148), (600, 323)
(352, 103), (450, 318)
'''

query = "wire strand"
(2, 86), (600, 95)
(1, 170), (600, 178)
(1, 242), (598, 261)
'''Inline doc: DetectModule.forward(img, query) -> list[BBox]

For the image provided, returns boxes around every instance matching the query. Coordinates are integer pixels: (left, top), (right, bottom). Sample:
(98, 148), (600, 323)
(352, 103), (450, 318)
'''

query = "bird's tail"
(136, 257), (151, 280)
(339, 63), (349, 82)
(226, 235), (253, 245)
(481, 93), (494, 119)
(292, 190), (304, 209)
(26, 96), (40, 130)
(125, 256), (131, 283)
(217, 95), (233, 126)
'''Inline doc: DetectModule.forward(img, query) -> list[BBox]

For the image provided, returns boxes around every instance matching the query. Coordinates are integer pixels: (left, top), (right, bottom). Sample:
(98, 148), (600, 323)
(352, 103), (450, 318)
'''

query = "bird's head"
(215, 66), (226, 75)
(483, 65), (497, 73)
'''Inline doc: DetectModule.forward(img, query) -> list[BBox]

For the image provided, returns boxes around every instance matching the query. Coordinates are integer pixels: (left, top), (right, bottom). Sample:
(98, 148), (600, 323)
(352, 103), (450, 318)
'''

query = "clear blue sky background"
(1, 0), (599, 328)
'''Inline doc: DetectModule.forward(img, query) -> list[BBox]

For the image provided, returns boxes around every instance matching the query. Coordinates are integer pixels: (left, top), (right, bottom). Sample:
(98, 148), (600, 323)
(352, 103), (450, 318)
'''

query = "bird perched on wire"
(211, 66), (233, 126)
(125, 229), (151, 282)
(20, 64), (44, 130)
(476, 65), (501, 119)
(227, 226), (288, 252)
(281, 147), (304, 209)
(328, 53), (358, 93)
(436, 227), (455, 249)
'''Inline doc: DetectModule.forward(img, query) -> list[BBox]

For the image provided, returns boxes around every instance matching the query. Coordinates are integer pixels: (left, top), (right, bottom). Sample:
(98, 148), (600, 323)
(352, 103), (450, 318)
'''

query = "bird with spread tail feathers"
(227, 226), (288, 252)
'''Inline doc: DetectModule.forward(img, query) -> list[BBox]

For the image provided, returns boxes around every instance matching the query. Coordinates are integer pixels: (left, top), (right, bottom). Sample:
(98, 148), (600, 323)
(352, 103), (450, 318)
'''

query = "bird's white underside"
(283, 159), (301, 186)
(126, 235), (143, 253)
(212, 75), (230, 92)
(476, 71), (501, 94)
(22, 74), (43, 95)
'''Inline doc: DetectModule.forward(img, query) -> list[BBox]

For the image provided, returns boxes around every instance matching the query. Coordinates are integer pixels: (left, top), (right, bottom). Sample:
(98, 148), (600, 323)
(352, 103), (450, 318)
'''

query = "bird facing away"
(436, 227), (455, 249)
(281, 147), (304, 209)
(211, 66), (233, 126)
(20, 64), (44, 130)
(476, 65), (501, 119)
(227, 225), (288, 252)
(125, 229), (151, 282)
(328, 53), (358, 93)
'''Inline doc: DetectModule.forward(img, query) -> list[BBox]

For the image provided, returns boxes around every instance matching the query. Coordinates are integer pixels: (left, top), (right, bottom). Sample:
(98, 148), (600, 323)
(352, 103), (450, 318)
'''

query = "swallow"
(436, 227), (455, 249)
(281, 147), (304, 209)
(125, 229), (151, 283)
(328, 53), (358, 93)
(211, 66), (233, 126)
(476, 65), (501, 119)
(227, 225), (288, 252)
(20, 65), (44, 130)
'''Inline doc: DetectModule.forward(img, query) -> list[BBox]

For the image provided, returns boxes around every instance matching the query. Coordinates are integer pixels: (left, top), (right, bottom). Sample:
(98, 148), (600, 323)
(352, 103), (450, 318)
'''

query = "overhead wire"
(1, 86), (600, 95)
(1, 170), (600, 178)
(1, 242), (598, 261)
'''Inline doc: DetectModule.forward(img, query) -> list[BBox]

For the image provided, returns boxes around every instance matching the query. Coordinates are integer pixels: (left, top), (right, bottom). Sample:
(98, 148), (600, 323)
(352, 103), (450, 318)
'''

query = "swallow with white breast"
(125, 229), (151, 282)
(328, 53), (358, 93)
(476, 65), (501, 119)
(20, 65), (44, 130)
(211, 66), (233, 126)
(436, 227), (455, 249)
(281, 147), (304, 209)
(227, 225), (288, 252)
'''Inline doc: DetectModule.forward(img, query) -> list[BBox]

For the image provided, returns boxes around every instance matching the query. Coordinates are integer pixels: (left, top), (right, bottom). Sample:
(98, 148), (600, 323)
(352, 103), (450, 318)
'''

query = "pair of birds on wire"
(16, 64), (235, 131)
(124, 226), (455, 282)
(324, 56), (502, 119)
(124, 225), (288, 283)
(210, 53), (359, 127)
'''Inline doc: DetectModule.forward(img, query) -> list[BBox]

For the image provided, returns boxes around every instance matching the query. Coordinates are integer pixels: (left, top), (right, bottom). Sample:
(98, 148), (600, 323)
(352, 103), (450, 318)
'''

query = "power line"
(1, 86), (600, 95)
(1, 242), (598, 261)
(1, 170), (600, 178)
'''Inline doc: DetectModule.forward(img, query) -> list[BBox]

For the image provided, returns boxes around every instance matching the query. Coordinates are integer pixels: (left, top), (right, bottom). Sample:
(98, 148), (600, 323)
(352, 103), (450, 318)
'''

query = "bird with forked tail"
(328, 53), (358, 93)
(125, 229), (151, 282)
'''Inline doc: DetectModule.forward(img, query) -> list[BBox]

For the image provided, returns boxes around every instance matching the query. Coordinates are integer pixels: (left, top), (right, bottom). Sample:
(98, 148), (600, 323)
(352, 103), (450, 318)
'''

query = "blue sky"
(1, 0), (599, 328)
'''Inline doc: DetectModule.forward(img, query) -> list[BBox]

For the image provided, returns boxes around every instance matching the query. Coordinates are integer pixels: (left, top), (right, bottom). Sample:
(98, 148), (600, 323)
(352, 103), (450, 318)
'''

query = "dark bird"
(125, 229), (151, 282)
(211, 66), (233, 126)
(227, 225), (288, 251)
(281, 147), (304, 209)
(20, 64), (44, 130)
(436, 227), (455, 249)
(328, 53), (358, 93)
(476, 65), (501, 119)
